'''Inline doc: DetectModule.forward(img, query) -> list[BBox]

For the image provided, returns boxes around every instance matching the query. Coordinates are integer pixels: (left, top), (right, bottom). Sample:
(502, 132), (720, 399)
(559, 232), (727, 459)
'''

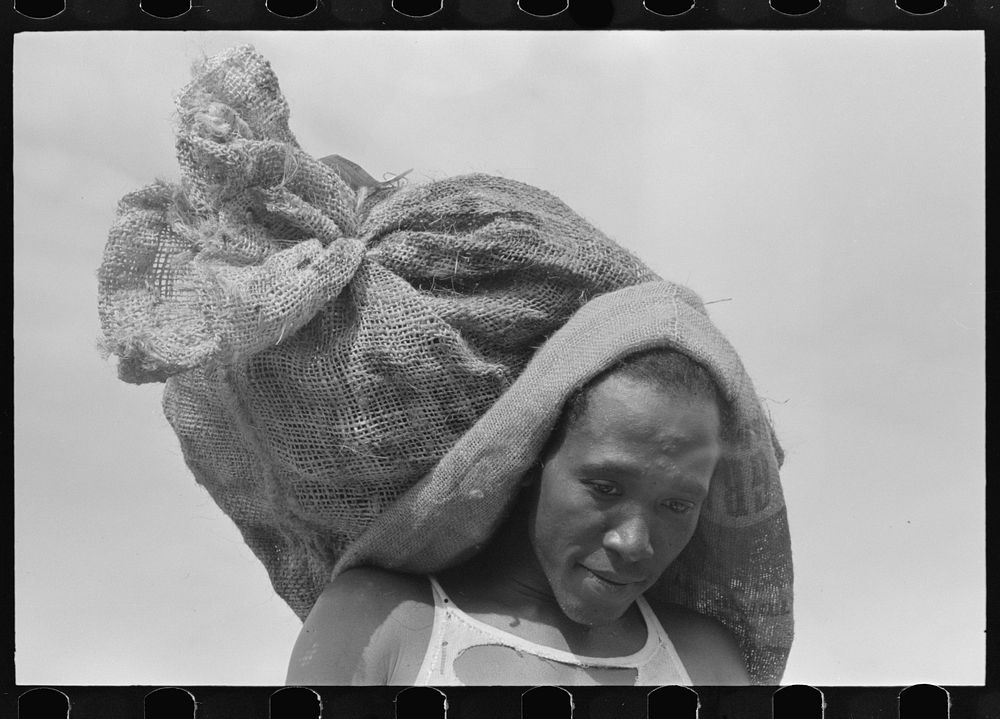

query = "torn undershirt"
(412, 575), (693, 686)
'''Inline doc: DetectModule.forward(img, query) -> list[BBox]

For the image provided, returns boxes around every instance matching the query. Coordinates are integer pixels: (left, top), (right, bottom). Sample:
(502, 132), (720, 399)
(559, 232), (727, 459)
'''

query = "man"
(287, 349), (750, 685)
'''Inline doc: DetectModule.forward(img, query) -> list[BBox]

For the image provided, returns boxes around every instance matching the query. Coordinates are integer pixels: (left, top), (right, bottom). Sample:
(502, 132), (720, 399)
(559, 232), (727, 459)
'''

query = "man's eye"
(588, 482), (619, 497)
(665, 500), (695, 514)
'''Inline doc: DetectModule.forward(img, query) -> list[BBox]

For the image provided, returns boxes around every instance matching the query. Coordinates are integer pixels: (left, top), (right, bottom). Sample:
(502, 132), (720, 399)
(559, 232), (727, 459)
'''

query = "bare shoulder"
(324, 566), (432, 605)
(286, 567), (434, 686)
(645, 598), (751, 686)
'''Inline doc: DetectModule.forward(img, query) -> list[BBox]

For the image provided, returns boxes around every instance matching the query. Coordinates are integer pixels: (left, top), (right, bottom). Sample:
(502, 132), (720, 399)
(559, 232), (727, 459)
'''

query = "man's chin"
(557, 595), (631, 628)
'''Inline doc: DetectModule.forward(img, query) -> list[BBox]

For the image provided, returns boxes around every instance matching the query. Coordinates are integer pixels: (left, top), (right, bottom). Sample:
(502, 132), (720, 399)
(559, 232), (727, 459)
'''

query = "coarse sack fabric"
(97, 45), (793, 684)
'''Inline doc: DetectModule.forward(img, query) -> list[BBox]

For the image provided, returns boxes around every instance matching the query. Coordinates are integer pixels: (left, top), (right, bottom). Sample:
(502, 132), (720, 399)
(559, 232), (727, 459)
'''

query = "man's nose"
(603, 512), (654, 563)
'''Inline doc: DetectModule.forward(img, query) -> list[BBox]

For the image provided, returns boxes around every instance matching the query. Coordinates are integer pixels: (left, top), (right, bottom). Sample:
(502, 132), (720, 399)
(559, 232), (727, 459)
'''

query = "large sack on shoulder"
(98, 45), (656, 621)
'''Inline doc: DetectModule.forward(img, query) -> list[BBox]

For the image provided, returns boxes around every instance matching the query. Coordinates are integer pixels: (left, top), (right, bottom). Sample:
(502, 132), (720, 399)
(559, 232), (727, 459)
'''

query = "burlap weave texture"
(98, 45), (792, 684)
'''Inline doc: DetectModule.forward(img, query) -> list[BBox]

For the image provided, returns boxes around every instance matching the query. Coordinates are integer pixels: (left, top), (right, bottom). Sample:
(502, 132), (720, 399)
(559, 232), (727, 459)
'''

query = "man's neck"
(447, 495), (556, 606)
(442, 491), (631, 640)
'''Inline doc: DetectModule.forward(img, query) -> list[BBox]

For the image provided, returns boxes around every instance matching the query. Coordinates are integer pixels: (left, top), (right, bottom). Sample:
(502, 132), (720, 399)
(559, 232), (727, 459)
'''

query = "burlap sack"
(98, 45), (792, 684)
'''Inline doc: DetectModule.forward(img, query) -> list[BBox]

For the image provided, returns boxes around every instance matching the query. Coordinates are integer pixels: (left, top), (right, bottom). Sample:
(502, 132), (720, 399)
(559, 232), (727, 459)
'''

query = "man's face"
(528, 372), (721, 628)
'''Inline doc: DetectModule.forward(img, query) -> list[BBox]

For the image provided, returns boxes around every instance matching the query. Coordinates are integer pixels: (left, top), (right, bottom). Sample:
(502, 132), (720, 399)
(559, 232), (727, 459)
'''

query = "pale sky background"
(14, 31), (984, 686)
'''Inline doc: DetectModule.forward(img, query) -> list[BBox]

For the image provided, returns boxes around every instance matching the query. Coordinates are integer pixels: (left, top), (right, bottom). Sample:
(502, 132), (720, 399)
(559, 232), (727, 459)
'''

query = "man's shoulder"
(287, 567), (434, 685)
(325, 566), (433, 609)
(316, 566), (435, 640)
(644, 597), (751, 686)
(644, 598), (733, 640)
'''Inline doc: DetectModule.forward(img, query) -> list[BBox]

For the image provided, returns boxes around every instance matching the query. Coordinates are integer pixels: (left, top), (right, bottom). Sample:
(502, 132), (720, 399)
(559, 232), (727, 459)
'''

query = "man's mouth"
(583, 567), (643, 587)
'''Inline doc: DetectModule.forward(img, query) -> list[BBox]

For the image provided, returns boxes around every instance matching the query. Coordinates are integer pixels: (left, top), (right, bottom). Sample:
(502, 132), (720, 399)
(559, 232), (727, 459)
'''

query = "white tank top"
(413, 576), (693, 686)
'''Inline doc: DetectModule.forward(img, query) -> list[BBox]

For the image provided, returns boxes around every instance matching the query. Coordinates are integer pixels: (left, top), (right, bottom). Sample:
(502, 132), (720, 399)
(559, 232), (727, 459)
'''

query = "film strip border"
(4, 3), (996, 717)
(8, 684), (996, 718)
(7, 0), (998, 27)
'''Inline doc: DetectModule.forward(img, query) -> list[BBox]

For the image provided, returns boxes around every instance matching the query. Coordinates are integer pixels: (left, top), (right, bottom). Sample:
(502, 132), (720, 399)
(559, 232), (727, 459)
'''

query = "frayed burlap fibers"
(98, 45), (792, 684)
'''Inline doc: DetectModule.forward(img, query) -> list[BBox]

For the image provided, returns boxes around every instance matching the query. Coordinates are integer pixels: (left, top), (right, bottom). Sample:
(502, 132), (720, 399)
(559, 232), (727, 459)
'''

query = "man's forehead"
(574, 373), (721, 438)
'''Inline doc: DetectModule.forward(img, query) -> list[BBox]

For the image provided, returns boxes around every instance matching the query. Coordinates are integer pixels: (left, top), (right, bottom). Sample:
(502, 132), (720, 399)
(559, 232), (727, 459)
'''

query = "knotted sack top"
(98, 45), (792, 684)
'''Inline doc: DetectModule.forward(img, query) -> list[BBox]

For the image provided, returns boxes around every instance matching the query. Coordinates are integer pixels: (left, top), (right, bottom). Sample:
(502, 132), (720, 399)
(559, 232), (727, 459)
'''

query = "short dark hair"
(542, 348), (726, 459)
